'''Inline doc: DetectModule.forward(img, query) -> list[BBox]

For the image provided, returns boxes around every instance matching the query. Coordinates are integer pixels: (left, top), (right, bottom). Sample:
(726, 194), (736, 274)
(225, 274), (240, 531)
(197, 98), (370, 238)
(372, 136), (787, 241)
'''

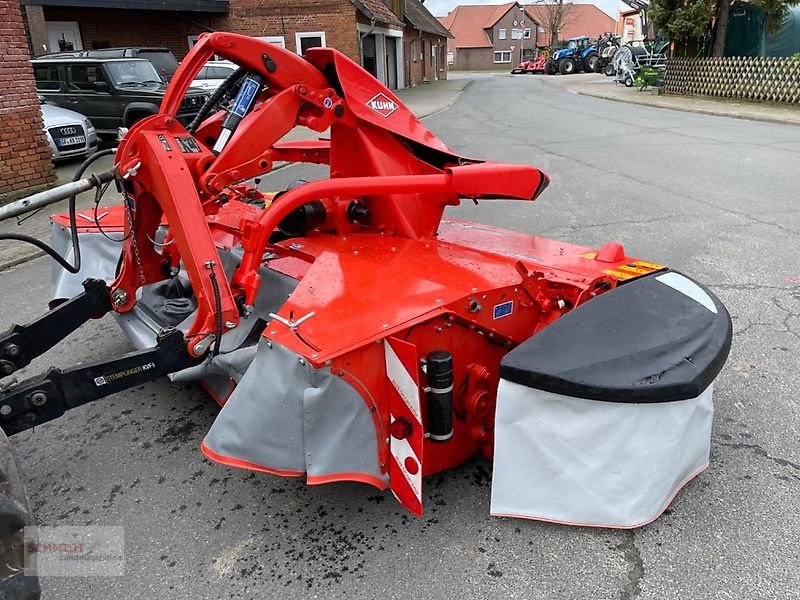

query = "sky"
(425, 0), (629, 20)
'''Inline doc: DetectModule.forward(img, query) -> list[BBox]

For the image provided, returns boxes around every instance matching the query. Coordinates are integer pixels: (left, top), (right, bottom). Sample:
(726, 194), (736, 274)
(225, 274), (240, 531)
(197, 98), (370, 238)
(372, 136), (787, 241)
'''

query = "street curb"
(563, 83), (800, 128)
(535, 73), (800, 127)
(418, 80), (473, 120)
(0, 250), (45, 273)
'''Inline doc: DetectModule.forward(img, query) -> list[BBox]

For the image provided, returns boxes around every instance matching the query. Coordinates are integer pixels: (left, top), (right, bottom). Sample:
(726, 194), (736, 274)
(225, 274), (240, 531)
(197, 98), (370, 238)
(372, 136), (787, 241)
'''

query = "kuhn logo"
(366, 93), (398, 117)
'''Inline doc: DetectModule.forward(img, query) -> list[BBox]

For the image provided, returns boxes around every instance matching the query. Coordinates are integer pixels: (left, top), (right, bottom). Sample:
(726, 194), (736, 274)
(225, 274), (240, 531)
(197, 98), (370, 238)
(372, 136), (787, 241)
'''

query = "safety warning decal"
(603, 260), (666, 281)
(175, 136), (201, 153)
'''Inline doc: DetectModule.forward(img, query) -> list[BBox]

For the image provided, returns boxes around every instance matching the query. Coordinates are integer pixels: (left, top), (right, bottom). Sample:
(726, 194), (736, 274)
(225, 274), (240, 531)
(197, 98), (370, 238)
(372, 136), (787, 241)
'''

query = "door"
(64, 64), (116, 131)
(362, 35), (378, 78)
(421, 40), (427, 81)
(46, 22), (83, 53)
(385, 36), (398, 90)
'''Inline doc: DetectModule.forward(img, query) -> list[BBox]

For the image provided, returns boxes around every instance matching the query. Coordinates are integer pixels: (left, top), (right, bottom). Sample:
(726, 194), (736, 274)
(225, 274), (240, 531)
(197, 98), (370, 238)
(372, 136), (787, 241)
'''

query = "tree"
(649, 0), (797, 56)
(528, 1), (577, 51)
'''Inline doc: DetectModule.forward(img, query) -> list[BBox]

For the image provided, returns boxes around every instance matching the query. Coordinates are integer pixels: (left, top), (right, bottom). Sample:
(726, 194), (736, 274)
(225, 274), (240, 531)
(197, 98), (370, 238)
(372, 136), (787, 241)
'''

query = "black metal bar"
(0, 279), (112, 379)
(0, 328), (201, 436)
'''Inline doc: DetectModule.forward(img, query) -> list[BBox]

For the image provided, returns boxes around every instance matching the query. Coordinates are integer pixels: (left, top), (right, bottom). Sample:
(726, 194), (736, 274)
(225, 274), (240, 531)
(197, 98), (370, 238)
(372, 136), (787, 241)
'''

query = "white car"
(191, 61), (238, 91)
(40, 100), (98, 161)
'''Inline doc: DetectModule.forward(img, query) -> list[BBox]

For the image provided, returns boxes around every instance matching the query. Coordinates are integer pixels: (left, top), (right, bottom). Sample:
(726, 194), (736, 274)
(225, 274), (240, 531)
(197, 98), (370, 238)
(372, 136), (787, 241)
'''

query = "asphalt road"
(4, 73), (799, 599)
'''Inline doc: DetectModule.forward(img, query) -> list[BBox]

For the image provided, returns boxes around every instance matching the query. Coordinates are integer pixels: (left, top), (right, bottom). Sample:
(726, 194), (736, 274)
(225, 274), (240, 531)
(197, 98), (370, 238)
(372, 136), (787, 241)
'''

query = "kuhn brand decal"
(366, 92), (399, 117)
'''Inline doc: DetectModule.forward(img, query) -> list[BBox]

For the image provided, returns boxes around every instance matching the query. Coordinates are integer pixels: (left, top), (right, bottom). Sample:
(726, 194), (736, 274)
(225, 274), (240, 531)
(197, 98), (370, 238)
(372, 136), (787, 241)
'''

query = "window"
(511, 28), (523, 40)
(538, 27), (546, 33)
(295, 31), (326, 56)
(258, 36), (286, 49)
(493, 51), (511, 63)
(207, 65), (236, 79)
(67, 65), (106, 91)
(498, 28), (506, 40)
(104, 61), (161, 86)
(524, 28), (532, 39)
(447, 51), (454, 65)
(34, 65), (61, 91)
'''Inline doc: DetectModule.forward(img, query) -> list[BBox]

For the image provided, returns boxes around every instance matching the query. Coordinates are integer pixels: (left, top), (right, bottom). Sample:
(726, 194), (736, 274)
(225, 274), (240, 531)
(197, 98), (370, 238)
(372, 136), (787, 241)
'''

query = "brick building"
(439, 2), (542, 71)
(525, 3), (616, 44)
(403, 0), (452, 85)
(20, 0), (448, 89)
(1, 0), (55, 197)
(439, 2), (618, 71)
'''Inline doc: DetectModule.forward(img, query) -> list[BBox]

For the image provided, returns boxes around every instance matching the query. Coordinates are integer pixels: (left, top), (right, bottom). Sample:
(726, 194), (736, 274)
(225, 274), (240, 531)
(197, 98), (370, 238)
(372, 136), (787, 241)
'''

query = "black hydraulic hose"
(187, 67), (247, 134)
(0, 148), (116, 273)
(208, 270), (223, 356)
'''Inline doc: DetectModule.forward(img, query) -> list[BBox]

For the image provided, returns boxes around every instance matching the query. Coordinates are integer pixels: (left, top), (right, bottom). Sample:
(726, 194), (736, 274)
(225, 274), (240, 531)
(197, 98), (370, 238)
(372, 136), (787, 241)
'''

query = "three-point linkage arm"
(0, 280), (200, 435)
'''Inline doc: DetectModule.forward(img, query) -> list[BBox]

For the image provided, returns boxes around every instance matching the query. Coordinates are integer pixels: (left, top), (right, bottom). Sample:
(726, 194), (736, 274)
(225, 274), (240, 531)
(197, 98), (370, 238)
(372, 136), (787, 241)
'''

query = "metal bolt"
(0, 405), (10, 416)
(30, 392), (47, 407)
(111, 289), (128, 306)
(298, 358), (305, 365)
(224, 321), (236, 329)
(3, 344), (20, 357)
(0, 362), (14, 376)
(266, 341), (273, 349)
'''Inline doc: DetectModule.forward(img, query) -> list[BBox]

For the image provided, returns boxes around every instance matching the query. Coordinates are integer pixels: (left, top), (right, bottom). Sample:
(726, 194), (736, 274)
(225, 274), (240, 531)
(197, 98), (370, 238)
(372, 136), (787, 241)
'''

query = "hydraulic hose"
(0, 148), (116, 273)
(187, 68), (247, 134)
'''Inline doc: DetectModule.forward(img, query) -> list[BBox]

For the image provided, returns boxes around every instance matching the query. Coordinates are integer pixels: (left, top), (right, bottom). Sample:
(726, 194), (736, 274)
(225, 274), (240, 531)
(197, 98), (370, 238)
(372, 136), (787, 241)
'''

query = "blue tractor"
(544, 36), (599, 75)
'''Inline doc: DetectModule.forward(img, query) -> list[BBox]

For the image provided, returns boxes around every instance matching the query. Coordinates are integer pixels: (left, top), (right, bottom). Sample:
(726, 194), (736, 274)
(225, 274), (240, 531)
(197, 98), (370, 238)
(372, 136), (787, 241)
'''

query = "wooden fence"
(663, 57), (800, 104)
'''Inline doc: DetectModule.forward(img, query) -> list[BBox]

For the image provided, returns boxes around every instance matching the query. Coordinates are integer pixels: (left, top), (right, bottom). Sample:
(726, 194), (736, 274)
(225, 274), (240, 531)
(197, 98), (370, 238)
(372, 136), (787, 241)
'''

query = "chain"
(124, 192), (146, 286)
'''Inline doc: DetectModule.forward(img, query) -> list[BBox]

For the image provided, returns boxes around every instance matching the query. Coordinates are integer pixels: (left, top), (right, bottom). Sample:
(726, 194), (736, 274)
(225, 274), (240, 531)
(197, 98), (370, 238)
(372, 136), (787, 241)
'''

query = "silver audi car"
(40, 99), (98, 161)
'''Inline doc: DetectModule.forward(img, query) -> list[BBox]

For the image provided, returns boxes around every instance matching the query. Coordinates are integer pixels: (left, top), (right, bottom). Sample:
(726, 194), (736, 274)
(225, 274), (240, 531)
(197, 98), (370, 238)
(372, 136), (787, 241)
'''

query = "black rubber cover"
(499, 271), (732, 403)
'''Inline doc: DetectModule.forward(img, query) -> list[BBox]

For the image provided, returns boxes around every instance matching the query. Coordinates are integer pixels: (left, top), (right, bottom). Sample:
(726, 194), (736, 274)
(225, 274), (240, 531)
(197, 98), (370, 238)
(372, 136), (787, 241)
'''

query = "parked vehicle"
(596, 33), (621, 75)
(612, 44), (667, 87)
(191, 60), (238, 91)
(39, 47), (179, 81)
(550, 36), (599, 74)
(40, 97), (97, 161)
(31, 56), (209, 138)
(510, 55), (548, 74)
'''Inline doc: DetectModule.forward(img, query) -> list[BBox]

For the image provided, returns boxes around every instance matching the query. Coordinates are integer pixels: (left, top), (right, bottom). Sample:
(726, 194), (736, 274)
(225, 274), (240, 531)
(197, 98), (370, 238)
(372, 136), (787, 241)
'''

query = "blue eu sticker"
(231, 78), (260, 118)
(493, 301), (513, 319)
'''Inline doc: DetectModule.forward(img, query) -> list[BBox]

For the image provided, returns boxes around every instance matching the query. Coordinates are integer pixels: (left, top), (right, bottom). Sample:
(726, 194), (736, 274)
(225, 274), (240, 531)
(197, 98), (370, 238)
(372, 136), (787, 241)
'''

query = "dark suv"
(31, 56), (208, 138)
(41, 47), (180, 81)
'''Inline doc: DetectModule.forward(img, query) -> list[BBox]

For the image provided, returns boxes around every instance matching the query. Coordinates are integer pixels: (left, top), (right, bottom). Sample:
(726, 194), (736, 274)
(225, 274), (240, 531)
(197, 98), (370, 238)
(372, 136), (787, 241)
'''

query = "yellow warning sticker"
(631, 260), (665, 271)
(618, 264), (651, 275)
(581, 252), (597, 260)
(602, 269), (636, 280)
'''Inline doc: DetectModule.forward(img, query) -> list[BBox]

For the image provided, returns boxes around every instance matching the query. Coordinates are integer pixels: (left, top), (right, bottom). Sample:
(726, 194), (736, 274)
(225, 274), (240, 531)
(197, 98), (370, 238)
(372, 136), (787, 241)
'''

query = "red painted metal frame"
(97, 31), (665, 514)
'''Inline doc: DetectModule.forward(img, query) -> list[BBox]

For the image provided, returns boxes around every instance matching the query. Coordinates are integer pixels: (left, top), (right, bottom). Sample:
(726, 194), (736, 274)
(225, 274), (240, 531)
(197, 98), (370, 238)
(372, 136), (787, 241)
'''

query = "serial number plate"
(56, 135), (86, 147)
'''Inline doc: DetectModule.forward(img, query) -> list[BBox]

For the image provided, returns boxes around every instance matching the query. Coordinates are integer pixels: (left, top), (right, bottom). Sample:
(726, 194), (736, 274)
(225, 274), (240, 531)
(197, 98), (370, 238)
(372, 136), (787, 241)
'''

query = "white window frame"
(295, 31), (326, 55)
(188, 35), (200, 49)
(511, 28), (523, 40)
(524, 28), (532, 39)
(258, 35), (286, 48)
(493, 50), (512, 64)
(498, 28), (507, 40)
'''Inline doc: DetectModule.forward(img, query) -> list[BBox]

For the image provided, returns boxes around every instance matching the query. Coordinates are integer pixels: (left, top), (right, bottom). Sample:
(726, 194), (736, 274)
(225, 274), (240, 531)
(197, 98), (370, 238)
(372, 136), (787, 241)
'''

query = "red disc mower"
(0, 33), (731, 529)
